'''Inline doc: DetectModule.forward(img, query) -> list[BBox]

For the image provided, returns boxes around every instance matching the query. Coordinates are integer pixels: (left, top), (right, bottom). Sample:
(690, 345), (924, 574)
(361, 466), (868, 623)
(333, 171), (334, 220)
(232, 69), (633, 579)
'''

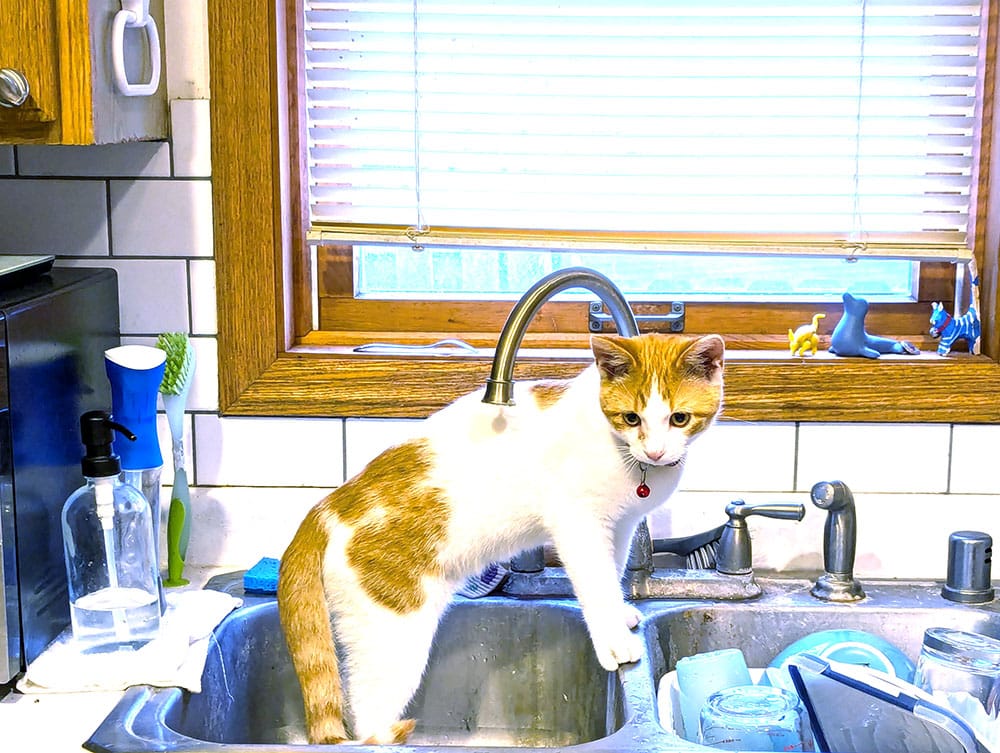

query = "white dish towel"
(17, 589), (242, 694)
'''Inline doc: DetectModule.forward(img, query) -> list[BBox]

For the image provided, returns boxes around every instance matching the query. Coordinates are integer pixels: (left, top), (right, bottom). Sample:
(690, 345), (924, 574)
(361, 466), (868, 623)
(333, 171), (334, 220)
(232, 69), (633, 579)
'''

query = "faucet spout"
(483, 268), (652, 579)
(483, 267), (638, 407)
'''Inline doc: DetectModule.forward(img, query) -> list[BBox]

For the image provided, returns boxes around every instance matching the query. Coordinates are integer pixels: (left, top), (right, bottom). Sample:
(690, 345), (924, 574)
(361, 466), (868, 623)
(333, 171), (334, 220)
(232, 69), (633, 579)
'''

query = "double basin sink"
(85, 574), (1000, 752)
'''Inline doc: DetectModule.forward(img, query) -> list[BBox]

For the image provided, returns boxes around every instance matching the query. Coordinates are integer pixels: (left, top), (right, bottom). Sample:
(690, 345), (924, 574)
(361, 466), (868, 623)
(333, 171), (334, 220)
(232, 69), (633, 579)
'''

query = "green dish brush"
(156, 332), (196, 587)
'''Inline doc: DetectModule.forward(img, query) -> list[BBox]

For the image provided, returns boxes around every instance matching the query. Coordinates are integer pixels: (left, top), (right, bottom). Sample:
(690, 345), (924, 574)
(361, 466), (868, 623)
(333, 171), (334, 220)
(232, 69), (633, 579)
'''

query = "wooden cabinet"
(0, 0), (167, 145)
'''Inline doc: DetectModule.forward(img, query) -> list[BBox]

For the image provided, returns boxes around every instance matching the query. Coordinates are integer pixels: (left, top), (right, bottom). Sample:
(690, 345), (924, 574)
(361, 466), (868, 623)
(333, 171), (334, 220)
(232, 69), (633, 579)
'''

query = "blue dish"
(770, 629), (916, 682)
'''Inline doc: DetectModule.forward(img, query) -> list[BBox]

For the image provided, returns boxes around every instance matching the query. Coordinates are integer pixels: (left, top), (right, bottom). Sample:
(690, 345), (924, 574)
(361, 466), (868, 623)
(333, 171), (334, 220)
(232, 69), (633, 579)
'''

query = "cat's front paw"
(622, 603), (642, 629)
(592, 629), (643, 671)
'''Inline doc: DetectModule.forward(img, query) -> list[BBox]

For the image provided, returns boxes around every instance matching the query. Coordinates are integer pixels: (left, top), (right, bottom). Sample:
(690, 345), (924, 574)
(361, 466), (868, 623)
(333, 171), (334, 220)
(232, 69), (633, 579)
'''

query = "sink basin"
(87, 596), (628, 750)
(86, 576), (1000, 753)
(648, 581), (1000, 671)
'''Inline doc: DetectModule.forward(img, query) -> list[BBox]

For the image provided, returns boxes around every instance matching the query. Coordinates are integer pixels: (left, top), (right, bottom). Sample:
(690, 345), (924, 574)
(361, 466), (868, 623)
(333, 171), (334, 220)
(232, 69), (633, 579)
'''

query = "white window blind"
(304, 0), (982, 261)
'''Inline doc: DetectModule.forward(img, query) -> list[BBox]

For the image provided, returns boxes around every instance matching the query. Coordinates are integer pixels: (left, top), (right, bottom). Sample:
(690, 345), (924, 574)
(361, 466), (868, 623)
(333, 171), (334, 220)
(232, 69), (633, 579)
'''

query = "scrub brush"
(156, 332), (196, 587)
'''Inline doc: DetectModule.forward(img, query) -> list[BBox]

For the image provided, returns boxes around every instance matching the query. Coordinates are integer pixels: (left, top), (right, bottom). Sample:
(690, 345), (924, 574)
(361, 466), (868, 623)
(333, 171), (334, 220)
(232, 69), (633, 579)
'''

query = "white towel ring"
(111, 1), (161, 97)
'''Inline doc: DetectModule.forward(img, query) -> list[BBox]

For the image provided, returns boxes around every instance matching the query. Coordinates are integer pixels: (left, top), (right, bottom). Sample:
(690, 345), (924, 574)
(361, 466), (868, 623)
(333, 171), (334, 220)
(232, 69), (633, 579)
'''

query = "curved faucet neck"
(483, 267), (639, 406)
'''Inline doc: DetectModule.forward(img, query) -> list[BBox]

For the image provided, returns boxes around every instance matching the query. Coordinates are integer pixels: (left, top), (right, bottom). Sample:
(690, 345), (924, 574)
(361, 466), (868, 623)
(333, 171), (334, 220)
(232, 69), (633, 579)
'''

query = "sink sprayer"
(810, 480), (865, 602)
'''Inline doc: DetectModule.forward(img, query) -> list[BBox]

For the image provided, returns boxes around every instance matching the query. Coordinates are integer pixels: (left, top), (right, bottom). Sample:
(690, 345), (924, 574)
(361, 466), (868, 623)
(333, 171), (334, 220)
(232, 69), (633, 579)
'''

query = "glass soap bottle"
(61, 410), (161, 651)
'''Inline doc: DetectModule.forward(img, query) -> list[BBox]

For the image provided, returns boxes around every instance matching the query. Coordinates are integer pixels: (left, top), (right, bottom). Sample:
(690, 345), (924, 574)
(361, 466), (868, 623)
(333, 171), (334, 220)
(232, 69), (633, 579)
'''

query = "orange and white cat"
(278, 333), (725, 744)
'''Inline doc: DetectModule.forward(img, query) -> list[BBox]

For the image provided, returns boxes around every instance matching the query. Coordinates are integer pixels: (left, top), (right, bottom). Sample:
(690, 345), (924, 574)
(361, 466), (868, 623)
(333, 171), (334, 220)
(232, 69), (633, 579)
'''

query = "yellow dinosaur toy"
(789, 313), (826, 356)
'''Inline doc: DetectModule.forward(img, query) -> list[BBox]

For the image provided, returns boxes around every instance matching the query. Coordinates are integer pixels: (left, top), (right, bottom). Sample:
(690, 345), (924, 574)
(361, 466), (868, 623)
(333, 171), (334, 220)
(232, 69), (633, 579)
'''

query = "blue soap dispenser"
(61, 411), (161, 651)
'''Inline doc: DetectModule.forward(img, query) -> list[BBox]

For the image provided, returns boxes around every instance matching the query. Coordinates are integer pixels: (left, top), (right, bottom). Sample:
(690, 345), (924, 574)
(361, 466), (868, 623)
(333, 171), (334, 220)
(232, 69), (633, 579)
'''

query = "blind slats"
(304, 0), (983, 261)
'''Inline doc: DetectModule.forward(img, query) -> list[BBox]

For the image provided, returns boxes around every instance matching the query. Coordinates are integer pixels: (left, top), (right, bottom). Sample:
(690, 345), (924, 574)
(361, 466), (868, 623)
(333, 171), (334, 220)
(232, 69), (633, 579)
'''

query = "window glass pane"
(355, 246), (915, 301)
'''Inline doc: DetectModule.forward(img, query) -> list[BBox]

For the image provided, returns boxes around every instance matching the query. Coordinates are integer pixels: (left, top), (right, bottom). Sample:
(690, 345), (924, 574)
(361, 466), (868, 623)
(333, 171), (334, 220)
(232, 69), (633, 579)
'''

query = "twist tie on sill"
(353, 338), (478, 355)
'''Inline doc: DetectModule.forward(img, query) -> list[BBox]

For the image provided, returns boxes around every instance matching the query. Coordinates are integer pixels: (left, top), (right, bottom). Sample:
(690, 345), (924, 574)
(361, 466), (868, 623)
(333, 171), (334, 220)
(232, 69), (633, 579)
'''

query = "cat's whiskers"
(615, 446), (643, 474)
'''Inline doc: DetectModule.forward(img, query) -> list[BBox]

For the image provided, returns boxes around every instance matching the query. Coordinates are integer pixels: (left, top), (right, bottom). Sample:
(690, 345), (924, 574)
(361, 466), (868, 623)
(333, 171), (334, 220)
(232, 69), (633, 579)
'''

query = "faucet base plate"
(811, 573), (866, 602)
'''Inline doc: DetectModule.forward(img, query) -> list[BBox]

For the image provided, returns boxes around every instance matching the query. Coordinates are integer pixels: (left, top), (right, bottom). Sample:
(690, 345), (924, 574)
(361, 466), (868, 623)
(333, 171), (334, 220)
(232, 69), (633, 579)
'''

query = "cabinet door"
(0, 1), (64, 143)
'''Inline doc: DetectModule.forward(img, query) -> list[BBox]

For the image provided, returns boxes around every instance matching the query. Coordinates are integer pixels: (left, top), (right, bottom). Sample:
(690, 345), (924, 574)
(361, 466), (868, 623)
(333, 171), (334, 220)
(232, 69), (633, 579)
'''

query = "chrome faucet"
(810, 480), (865, 601)
(715, 500), (806, 575)
(481, 267), (655, 581)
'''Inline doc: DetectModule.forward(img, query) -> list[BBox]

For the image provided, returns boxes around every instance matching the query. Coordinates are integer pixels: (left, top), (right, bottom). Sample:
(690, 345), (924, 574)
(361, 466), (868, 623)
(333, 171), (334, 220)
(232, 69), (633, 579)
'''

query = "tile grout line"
(945, 423), (954, 494)
(792, 421), (800, 492)
(341, 420), (349, 484)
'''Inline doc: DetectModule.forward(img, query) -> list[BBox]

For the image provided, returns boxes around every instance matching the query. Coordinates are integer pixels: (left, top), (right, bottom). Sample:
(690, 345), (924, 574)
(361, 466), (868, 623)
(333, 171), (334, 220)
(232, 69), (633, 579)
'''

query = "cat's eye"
(670, 412), (691, 427)
(622, 412), (641, 426)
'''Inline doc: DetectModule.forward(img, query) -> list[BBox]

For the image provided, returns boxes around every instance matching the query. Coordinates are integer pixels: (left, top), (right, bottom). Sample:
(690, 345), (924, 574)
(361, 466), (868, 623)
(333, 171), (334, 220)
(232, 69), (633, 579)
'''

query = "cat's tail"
(277, 506), (350, 745)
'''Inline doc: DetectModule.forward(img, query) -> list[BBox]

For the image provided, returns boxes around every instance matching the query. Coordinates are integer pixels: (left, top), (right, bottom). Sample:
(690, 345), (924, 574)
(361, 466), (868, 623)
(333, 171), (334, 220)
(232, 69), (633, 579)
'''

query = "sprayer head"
(810, 480), (855, 512)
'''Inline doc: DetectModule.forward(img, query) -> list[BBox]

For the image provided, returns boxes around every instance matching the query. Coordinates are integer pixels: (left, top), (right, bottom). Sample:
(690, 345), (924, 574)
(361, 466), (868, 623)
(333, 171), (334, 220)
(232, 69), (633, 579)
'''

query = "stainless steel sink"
(85, 576), (1000, 753)
(648, 580), (1000, 671)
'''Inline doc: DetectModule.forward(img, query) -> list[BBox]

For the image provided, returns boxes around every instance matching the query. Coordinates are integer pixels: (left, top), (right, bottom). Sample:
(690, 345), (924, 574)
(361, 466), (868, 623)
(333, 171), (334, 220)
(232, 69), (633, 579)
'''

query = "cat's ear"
(683, 335), (725, 385)
(591, 335), (637, 381)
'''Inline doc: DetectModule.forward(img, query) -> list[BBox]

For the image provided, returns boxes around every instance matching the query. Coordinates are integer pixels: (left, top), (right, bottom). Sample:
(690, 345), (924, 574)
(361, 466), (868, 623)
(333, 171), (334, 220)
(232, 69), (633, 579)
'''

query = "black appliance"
(0, 262), (120, 688)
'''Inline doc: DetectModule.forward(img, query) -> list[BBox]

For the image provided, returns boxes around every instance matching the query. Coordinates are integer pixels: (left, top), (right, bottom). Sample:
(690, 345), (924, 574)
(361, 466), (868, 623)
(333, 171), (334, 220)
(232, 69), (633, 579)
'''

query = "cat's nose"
(645, 448), (665, 462)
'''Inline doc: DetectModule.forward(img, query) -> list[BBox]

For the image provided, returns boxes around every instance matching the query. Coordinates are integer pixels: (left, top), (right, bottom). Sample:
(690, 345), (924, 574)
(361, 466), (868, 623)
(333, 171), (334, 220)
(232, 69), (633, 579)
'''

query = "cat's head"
(591, 333), (724, 467)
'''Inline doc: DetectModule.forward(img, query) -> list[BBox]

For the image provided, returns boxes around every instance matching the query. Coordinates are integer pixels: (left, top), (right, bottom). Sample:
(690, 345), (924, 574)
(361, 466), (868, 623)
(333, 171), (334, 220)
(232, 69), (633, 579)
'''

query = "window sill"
(220, 344), (1000, 423)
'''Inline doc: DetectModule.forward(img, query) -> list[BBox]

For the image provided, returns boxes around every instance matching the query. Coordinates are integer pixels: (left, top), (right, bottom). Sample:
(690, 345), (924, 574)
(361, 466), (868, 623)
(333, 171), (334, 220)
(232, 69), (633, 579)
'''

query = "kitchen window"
(208, 0), (1000, 422)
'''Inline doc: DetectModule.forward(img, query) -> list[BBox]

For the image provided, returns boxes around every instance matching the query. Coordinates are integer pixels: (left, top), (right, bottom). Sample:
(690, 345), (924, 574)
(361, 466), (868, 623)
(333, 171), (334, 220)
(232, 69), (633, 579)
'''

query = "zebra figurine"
(929, 301), (980, 356)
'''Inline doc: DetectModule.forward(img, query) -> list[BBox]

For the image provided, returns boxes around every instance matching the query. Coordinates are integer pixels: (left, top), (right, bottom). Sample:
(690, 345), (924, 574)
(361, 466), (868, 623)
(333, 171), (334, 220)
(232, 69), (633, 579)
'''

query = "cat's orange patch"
(330, 438), (449, 614)
(278, 508), (349, 743)
(362, 719), (416, 744)
(593, 334), (724, 432)
(529, 379), (571, 409)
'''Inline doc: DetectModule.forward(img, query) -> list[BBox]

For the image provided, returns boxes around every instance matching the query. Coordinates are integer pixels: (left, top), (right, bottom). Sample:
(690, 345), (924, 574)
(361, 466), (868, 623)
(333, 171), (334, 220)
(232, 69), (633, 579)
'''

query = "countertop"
(0, 566), (229, 753)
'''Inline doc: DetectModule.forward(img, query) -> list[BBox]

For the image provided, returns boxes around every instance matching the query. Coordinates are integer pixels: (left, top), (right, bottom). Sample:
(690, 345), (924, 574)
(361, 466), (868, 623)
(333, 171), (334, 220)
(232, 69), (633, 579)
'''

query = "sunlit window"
(304, 0), (980, 301)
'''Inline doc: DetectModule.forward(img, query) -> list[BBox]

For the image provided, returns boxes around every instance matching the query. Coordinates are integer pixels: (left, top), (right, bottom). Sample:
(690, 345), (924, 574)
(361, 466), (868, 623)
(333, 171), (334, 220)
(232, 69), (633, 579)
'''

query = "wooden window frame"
(208, 0), (1000, 423)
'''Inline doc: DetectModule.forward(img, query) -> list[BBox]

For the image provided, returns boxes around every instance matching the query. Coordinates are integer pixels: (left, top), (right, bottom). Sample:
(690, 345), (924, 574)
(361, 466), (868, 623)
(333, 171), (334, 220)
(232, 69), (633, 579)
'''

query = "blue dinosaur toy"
(829, 292), (919, 359)
(929, 301), (980, 356)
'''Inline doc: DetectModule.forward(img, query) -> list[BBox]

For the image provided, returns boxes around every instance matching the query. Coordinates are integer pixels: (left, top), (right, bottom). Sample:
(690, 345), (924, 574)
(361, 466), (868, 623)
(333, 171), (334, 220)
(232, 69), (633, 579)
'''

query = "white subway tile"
(796, 423), (951, 493)
(110, 179), (213, 256)
(17, 143), (170, 177)
(949, 424), (1000, 494)
(170, 99), (211, 177)
(679, 421), (796, 492)
(0, 180), (108, 255)
(0, 147), (14, 175)
(186, 336), (218, 412)
(183, 486), (327, 568)
(849, 493), (996, 579)
(164, 0), (211, 100)
(189, 259), (217, 334)
(58, 258), (189, 334)
(194, 414), (344, 487)
(344, 418), (424, 480)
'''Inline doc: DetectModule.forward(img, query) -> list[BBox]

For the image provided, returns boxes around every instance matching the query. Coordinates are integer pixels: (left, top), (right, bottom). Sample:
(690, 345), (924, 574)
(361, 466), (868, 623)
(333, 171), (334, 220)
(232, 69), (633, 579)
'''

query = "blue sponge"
(244, 557), (280, 594)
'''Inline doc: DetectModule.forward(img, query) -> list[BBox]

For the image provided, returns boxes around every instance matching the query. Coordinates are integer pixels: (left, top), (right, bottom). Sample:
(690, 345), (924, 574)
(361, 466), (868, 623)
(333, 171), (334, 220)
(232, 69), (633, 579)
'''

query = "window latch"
(588, 301), (685, 333)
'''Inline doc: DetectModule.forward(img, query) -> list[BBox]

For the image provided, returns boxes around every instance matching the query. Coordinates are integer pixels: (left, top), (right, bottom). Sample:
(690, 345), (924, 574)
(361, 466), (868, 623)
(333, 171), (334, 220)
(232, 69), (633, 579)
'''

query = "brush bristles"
(156, 332), (196, 395)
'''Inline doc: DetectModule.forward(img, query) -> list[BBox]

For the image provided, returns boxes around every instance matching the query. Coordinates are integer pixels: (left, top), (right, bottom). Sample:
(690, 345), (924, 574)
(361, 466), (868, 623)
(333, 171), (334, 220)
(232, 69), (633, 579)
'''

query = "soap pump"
(61, 410), (161, 651)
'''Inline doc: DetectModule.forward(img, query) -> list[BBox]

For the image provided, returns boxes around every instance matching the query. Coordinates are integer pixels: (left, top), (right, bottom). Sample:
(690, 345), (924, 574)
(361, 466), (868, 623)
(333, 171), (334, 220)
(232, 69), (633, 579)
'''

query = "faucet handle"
(716, 500), (806, 575)
(725, 500), (806, 522)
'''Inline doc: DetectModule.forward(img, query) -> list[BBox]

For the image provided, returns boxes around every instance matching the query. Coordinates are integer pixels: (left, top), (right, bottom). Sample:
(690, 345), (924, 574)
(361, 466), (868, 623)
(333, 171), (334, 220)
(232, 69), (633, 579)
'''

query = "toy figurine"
(929, 301), (980, 356)
(829, 292), (919, 359)
(789, 313), (826, 356)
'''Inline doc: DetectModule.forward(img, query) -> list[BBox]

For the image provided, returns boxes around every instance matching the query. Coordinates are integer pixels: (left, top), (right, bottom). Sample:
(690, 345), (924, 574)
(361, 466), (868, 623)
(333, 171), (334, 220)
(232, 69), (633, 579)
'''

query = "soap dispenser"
(61, 410), (161, 651)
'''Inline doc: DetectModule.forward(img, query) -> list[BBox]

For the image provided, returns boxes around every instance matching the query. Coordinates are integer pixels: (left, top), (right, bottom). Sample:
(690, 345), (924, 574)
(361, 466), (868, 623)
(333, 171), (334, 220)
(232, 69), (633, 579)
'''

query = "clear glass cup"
(675, 648), (752, 741)
(698, 685), (809, 752)
(913, 627), (1000, 710)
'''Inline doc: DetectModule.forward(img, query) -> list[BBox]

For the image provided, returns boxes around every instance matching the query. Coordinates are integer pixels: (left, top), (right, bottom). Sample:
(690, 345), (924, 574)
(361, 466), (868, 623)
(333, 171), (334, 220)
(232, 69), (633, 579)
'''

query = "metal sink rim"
(83, 576), (1000, 753)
